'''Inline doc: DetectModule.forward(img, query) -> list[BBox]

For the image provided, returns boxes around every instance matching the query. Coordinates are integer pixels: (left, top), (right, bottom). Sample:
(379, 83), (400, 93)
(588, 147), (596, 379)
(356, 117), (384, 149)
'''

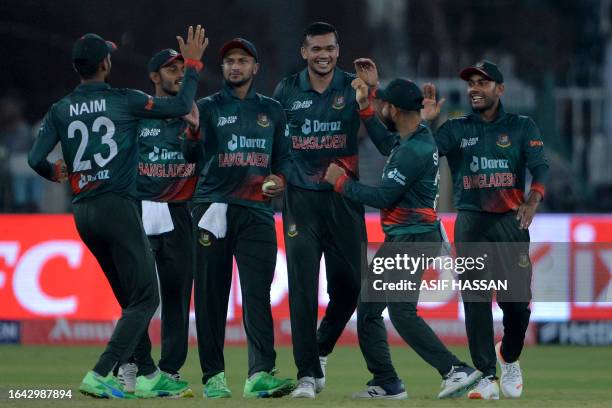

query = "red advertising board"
(1, 214), (611, 323)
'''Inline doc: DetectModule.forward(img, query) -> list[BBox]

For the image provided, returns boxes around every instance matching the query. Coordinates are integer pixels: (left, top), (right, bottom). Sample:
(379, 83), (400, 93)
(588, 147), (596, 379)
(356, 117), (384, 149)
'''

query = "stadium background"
(1, 0), (611, 366)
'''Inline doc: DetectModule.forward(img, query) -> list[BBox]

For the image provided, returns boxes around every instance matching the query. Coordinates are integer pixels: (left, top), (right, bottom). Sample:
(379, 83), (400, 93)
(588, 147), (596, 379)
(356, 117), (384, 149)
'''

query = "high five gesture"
(177, 25), (209, 61)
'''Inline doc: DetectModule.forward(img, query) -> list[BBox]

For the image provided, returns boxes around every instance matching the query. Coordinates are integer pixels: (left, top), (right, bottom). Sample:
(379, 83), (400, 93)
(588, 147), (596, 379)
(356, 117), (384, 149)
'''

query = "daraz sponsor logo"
(470, 156), (509, 172)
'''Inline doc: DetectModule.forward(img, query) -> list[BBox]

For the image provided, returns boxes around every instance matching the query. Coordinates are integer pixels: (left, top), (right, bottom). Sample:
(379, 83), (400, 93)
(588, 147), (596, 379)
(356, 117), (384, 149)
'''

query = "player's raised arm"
(354, 58), (380, 88)
(420, 82), (446, 122)
(352, 77), (397, 156)
(128, 25), (209, 118)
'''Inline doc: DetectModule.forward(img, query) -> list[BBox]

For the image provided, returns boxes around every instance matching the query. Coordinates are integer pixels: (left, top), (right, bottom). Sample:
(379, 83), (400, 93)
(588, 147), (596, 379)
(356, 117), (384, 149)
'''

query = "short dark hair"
(303, 22), (339, 45)
(74, 59), (100, 79)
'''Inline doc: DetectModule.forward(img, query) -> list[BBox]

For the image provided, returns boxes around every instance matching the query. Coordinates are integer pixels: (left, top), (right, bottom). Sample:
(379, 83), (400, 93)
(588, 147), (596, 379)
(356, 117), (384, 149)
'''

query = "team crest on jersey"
(257, 113), (270, 128)
(496, 133), (511, 148)
(198, 231), (212, 246)
(287, 224), (298, 237)
(518, 252), (530, 268)
(332, 95), (345, 110)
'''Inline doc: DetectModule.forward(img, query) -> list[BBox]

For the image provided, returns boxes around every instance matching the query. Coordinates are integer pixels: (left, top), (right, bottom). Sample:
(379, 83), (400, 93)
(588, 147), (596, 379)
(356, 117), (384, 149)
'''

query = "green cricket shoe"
(162, 371), (194, 398)
(79, 371), (138, 399)
(203, 372), (232, 398)
(135, 371), (190, 398)
(243, 371), (296, 398)
(204, 371), (232, 398)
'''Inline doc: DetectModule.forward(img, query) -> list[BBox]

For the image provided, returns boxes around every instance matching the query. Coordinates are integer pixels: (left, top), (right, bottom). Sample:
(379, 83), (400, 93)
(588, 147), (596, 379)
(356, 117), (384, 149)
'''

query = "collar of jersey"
(298, 67), (344, 93)
(75, 81), (111, 92)
(469, 100), (508, 123)
(220, 81), (259, 101)
(397, 123), (428, 146)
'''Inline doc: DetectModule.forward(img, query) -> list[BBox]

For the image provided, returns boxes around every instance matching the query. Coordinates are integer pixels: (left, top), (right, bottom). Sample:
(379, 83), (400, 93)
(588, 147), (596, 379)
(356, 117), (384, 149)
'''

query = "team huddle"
(27, 21), (548, 401)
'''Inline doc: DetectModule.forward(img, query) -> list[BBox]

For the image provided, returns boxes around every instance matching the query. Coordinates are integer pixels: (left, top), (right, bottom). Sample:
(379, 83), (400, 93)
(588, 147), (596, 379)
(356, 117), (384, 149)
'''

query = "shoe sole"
(203, 393), (232, 399)
(245, 382), (296, 398)
(80, 387), (137, 399)
(80, 382), (135, 399)
(135, 388), (192, 399)
(352, 391), (408, 400)
(468, 392), (500, 400)
(438, 371), (483, 399)
(79, 389), (110, 399)
(291, 390), (315, 399)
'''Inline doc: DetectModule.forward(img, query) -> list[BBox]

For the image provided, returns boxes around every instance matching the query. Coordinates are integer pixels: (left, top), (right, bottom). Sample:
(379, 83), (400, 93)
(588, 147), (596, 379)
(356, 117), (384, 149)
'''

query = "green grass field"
(0, 345), (611, 407)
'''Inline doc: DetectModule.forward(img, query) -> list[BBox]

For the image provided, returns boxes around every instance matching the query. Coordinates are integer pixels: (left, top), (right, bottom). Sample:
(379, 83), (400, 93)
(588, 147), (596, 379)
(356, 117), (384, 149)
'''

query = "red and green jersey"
(273, 68), (361, 190)
(28, 62), (201, 203)
(136, 118), (197, 202)
(182, 83), (290, 213)
(434, 103), (549, 213)
(335, 112), (440, 235)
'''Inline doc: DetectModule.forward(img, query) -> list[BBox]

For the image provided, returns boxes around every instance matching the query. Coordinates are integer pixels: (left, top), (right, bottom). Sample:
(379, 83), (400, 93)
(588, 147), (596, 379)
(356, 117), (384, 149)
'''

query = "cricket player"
(182, 38), (294, 399)
(272, 21), (367, 398)
(422, 61), (549, 399)
(115, 49), (200, 395)
(324, 73), (481, 400)
(28, 27), (207, 399)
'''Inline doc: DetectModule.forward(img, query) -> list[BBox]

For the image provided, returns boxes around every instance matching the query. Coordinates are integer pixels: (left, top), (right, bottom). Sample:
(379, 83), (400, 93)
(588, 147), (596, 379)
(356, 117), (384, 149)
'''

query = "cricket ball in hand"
(262, 180), (277, 192)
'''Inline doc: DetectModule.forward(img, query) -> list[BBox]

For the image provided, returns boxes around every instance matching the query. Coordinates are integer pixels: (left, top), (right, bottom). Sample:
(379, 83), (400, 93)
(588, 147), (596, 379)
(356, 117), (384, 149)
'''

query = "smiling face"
(222, 48), (259, 88)
(301, 32), (339, 77)
(154, 60), (184, 96)
(467, 74), (504, 112)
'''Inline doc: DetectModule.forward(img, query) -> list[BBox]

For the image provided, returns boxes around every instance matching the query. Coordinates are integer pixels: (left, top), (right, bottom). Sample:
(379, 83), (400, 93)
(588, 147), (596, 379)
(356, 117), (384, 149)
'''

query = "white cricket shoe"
(438, 365), (482, 398)
(291, 377), (316, 398)
(315, 356), (327, 393)
(496, 341), (523, 398)
(117, 363), (138, 393)
(467, 376), (500, 400)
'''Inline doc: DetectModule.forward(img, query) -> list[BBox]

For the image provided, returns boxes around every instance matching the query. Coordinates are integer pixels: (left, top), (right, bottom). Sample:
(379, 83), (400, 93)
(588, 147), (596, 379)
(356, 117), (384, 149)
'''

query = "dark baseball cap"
(72, 33), (117, 65)
(219, 38), (258, 62)
(148, 49), (184, 73)
(375, 78), (424, 112)
(459, 60), (504, 83)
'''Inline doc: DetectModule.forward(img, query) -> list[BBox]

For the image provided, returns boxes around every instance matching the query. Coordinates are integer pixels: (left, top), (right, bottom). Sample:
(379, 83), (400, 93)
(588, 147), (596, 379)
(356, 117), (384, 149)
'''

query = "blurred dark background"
(1, 0), (611, 213)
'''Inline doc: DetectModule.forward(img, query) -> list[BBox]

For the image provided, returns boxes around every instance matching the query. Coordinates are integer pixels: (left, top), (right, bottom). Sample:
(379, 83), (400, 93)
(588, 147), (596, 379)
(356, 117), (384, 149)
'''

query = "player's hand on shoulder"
(262, 174), (285, 198)
(324, 163), (346, 186)
(421, 82), (445, 122)
(177, 25), (209, 61)
(354, 58), (379, 88)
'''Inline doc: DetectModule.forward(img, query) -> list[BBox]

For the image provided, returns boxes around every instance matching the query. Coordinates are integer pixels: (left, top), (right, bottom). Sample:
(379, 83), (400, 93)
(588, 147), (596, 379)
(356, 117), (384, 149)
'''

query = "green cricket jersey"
(273, 68), (361, 190)
(182, 82), (290, 213)
(136, 118), (197, 202)
(28, 62), (201, 203)
(434, 103), (549, 213)
(335, 109), (440, 235)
